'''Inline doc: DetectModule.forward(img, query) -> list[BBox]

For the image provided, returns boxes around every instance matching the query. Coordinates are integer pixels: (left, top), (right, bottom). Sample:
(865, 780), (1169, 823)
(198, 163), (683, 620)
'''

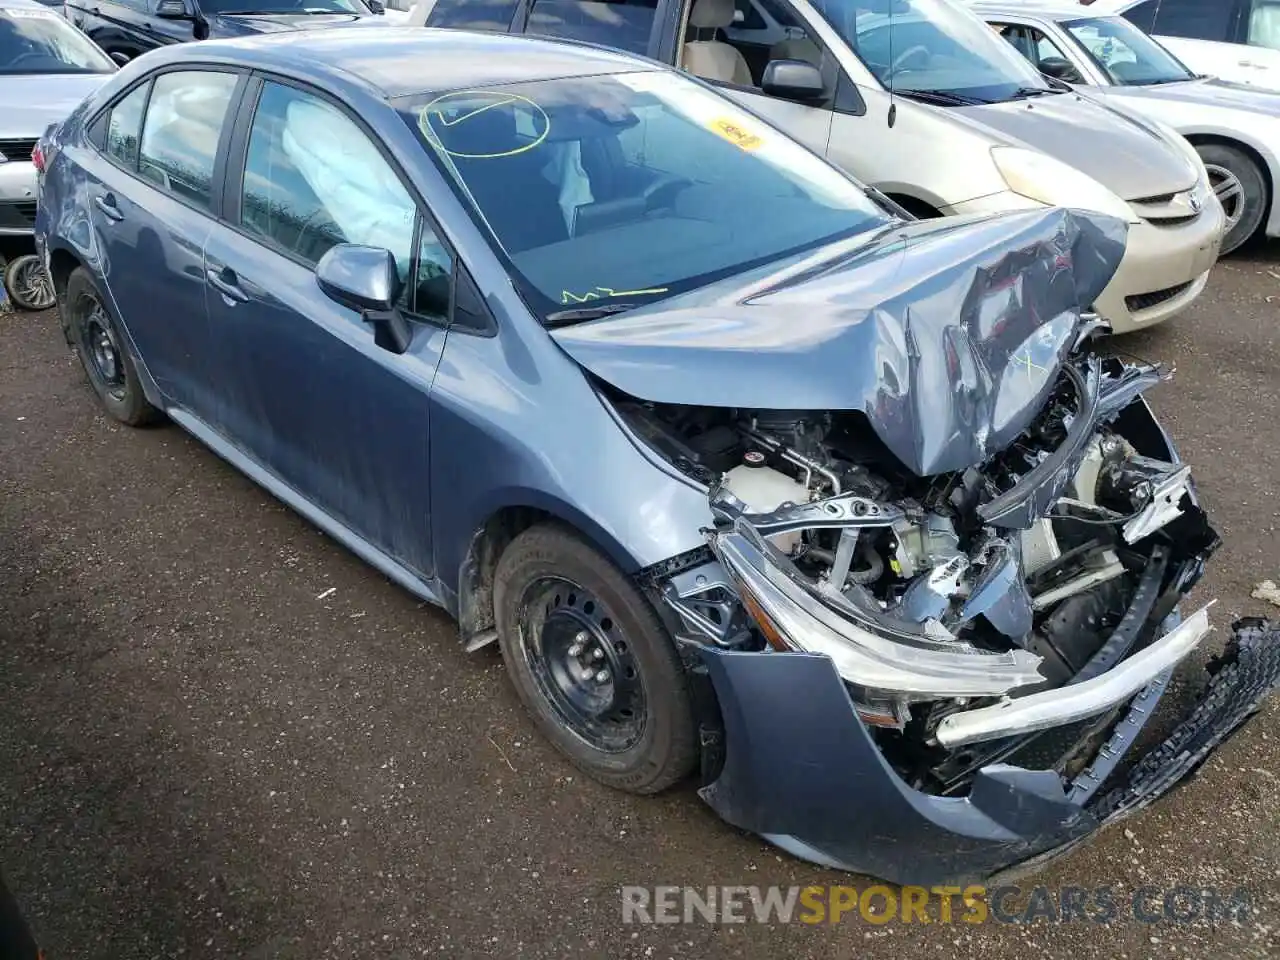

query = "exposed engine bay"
(613, 354), (1221, 798)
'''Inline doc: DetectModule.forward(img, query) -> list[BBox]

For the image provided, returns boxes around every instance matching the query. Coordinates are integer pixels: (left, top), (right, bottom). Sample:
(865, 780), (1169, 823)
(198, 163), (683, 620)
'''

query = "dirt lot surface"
(2, 248), (1279, 958)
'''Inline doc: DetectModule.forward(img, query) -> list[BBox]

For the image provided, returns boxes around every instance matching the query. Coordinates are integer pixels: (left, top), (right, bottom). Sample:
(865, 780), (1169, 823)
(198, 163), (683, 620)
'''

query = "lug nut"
(568, 641), (584, 657)
(594, 670), (610, 683)
(591, 648), (604, 661)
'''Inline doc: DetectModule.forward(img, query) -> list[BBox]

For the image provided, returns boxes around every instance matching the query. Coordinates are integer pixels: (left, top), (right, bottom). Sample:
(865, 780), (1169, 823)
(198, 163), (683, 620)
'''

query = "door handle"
(206, 265), (249, 303)
(93, 193), (123, 222)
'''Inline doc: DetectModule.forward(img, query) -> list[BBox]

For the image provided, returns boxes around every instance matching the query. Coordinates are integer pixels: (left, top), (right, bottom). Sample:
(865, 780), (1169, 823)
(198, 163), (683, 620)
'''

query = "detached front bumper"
(0, 161), (37, 238)
(695, 620), (1280, 886)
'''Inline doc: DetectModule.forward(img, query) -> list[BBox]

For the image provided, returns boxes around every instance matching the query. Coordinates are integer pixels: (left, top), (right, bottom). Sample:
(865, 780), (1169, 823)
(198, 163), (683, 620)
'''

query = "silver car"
(0, 0), (114, 238)
(978, 0), (1280, 254)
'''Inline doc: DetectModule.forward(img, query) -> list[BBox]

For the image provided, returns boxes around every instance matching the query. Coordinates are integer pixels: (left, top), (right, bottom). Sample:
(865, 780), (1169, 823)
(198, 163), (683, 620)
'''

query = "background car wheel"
(1197, 143), (1268, 255)
(4, 254), (56, 311)
(494, 524), (698, 794)
(64, 267), (162, 427)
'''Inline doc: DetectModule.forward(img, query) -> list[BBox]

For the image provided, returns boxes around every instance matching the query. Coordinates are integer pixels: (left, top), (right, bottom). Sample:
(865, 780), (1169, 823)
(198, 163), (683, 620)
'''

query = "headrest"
(689, 0), (735, 30)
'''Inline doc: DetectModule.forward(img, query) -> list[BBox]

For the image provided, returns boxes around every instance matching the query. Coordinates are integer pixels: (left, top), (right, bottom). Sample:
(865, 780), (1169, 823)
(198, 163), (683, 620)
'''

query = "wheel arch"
(883, 192), (945, 219)
(450, 495), (650, 650)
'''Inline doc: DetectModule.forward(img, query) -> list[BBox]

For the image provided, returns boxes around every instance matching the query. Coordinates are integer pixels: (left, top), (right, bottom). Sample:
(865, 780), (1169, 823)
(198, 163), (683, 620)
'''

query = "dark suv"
(64, 0), (390, 63)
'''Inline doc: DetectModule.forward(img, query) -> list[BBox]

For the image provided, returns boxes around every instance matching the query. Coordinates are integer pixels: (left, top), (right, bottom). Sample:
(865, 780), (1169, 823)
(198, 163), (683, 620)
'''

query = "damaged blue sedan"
(35, 28), (1280, 885)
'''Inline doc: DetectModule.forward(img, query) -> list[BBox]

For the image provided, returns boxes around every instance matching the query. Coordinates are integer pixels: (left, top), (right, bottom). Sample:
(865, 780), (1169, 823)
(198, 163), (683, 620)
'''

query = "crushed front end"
(642, 364), (1280, 883)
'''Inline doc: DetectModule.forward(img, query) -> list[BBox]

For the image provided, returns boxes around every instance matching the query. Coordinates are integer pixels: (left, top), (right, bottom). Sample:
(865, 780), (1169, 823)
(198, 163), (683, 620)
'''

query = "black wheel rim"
(81, 298), (127, 401)
(518, 577), (647, 753)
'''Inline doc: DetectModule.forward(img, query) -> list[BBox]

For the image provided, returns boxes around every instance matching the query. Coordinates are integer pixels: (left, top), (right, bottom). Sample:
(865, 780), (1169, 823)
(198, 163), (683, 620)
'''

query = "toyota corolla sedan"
(35, 28), (1280, 884)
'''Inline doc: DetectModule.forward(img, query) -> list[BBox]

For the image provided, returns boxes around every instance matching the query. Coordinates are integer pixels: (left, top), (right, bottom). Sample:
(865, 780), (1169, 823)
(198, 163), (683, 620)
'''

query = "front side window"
(105, 82), (149, 168)
(992, 22), (1084, 83)
(1119, 0), (1157, 33)
(810, 0), (1053, 104)
(0, 6), (116, 74)
(138, 70), (238, 209)
(1149, 0), (1236, 41)
(1249, 0), (1280, 50)
(240, 82), (452, 316)
(525, 0), (658, 54)
(1065, 15), (1195, 85)
(403, 71), (889, 322)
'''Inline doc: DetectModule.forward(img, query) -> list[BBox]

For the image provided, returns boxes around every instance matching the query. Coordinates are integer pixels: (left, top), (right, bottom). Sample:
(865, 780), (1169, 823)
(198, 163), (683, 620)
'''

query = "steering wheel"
(887, 44), (930, 78)
(642, 174), (694, 213)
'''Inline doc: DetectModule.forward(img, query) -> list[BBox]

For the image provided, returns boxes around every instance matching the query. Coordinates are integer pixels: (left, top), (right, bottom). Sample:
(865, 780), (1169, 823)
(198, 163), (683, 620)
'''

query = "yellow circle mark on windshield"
(418, 90), (550, 160)
(707, 117), (763, 152)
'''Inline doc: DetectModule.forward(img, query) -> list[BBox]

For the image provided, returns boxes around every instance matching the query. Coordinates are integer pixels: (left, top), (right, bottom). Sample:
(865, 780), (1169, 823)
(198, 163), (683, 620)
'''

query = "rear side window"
(1149, 0), (1236, 40)
(104, 81), (148, 168)
(525, 0), (657, 54)
(426, 0), (519, 29)
(138, 70), (238, 209)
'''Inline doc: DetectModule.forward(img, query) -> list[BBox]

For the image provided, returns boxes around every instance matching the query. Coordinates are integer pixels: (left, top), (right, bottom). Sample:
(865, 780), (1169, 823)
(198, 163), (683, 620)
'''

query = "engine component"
(722, 461), (811, 554)
(1018, 518), (1062, 577)
(1031, 548), (1126, 611)
(892, 513), (961, 579)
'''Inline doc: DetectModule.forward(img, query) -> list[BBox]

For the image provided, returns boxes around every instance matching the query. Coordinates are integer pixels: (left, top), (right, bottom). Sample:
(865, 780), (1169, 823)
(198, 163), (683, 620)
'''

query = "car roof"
(168, 27), (654, 100)
(968, 0), (1099, 20)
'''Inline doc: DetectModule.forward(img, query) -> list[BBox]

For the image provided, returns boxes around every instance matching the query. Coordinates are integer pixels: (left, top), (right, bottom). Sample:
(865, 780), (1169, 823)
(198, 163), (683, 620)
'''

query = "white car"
(979, 1), (1280, 254)
(1083, 0), (1280, 92)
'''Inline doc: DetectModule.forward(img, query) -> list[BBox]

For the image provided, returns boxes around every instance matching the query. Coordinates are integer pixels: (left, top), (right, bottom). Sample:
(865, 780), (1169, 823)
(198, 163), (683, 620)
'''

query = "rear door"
(200, 76), (452, 576)
(82, 67), (243, 421)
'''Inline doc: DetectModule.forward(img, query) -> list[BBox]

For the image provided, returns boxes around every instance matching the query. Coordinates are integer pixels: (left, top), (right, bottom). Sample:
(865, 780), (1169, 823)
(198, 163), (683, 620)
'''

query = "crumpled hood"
(956, 92), (1196, 200)
(554, 208), (1127, 477)
(0, 75), (110, 139)
(210, 11), (387, 35)
(1102, 76), (1280, 118)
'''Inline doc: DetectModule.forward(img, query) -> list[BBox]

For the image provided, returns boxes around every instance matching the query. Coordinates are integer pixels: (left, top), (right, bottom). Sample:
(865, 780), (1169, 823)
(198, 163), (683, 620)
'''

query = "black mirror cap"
(155, 0), (192, 17)
(762, 59), (825, 102)
(316, 244), (403, 314)
(109, 50), (130, 65)
(368, 0), (386, 13)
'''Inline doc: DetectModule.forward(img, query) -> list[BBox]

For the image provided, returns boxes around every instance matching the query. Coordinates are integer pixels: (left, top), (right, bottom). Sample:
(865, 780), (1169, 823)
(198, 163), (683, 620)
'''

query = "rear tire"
(1197, 143), (1268, 256)
(493, 524), (698, 794)
(63, 267), (162, 427)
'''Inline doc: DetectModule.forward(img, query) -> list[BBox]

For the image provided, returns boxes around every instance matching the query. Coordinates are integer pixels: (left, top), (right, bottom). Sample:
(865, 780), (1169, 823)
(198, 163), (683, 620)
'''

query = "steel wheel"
(517, 576), (648, 754)
(81, 299), (128, 402)
(4, 254), (55, 311)
(1206, 163), (1246, 235)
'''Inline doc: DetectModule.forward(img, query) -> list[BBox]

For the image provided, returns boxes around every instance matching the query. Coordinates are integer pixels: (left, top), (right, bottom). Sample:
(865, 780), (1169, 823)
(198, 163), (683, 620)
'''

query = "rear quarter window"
(425, 0), (519, 30)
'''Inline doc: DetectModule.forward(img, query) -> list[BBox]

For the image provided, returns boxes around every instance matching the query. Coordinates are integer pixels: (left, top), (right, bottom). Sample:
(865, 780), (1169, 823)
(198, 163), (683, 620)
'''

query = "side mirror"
(155, 0), (192, 17)
(731, 6), (744, 22)
(316, 244), (412, 354)
(762, 59), (825, 101)
(1039, 58), (1082, 83)
(109, 50), (130, 65)
(367, 0), (385, 12)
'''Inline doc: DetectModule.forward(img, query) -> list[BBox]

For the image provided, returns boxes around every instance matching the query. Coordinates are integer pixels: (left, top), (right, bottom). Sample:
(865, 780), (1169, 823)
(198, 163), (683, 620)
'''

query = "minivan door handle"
(206, 265), (249, 303)
(93, 193), (124, 222)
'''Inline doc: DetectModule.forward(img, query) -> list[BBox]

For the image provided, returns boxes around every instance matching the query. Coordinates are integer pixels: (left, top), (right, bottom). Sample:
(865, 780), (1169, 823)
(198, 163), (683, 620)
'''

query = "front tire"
(1197, 143), (1268, 256)
(63, 267), (161, 427)
(494, 524), (698, 794)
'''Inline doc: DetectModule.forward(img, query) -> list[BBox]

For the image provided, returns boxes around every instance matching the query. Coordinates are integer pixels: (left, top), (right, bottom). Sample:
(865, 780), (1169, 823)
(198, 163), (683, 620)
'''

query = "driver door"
(201, 77), (452, 578)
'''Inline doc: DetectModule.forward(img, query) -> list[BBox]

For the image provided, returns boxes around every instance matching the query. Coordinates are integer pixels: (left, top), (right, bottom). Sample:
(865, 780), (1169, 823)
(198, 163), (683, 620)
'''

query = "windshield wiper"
(1009, 86), (1059, 99)
(544, 303), (639, 327)
(897, 88), (992, 106)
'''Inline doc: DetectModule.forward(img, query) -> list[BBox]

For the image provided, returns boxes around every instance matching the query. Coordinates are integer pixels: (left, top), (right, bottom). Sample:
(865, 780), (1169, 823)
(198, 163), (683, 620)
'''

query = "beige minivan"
(413, 0), (1224, 331)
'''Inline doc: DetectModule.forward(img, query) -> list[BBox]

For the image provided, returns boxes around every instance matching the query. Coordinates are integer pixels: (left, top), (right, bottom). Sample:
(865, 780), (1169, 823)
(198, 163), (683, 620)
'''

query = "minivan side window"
(1120, 0), (1157, 33)
(425, 0), (519, 30)
(1148, 0), (1236, 41)
(137, 71), (238, 209)
(104, 82), (149, 168)
(525, 0), (658, 54)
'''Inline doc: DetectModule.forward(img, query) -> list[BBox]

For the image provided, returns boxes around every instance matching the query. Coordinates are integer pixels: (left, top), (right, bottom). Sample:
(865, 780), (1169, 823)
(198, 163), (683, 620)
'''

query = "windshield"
(810, 0), (1052, 103)
(1065, 16), (1195, 85)
(199, 0), (367, 14)
(402, 72), (890, 323)
(0, 7), (115, 74)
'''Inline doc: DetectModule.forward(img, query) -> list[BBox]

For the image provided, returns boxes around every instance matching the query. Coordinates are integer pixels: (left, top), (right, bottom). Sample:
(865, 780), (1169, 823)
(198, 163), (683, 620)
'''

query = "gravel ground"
(2, 248), (1279, 959)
